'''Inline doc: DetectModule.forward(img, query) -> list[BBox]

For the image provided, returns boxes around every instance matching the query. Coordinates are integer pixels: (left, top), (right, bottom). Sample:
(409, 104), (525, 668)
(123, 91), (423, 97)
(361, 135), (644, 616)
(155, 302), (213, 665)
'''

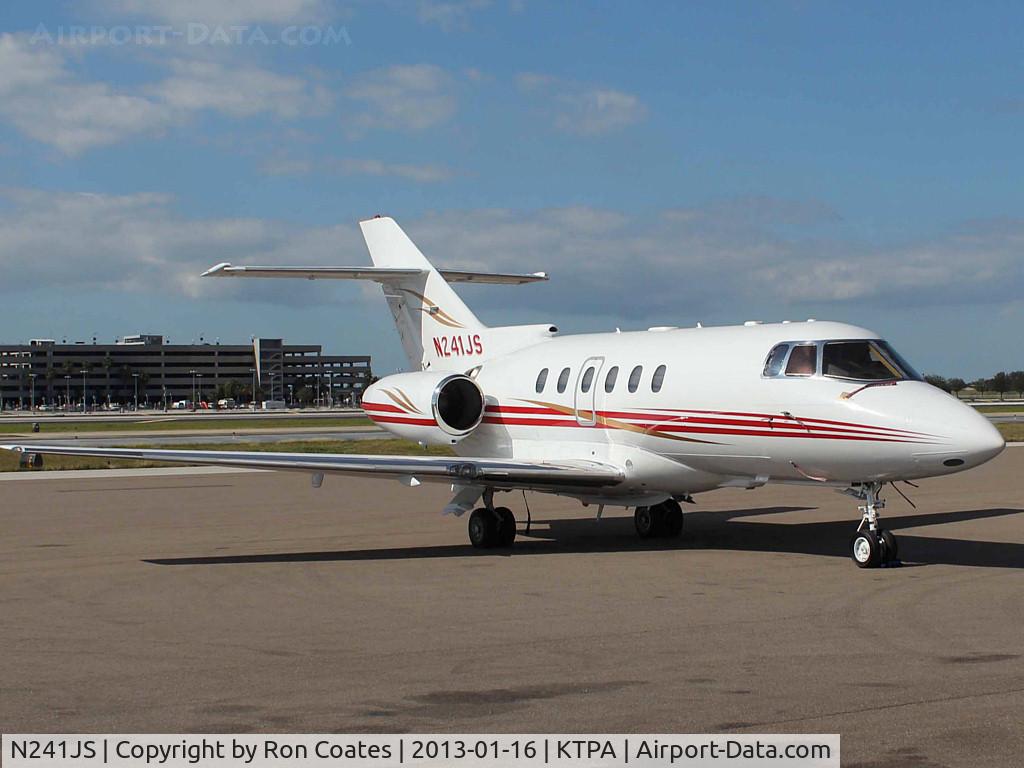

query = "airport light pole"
(132, 373), (139, 411)
(29, 373), (36, 411)
(64, 375), (71, 411)
(197, 373), (203, 408)
(269, 372), (277, 403)
(189, 369), (197, 411)
(80, 369), (88, 412)
(249, 368), (257, 412)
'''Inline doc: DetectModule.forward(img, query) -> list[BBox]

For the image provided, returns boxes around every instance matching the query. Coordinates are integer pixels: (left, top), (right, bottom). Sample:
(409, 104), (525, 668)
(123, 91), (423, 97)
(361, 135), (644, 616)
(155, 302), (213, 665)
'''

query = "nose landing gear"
(847, 483), (900, 568)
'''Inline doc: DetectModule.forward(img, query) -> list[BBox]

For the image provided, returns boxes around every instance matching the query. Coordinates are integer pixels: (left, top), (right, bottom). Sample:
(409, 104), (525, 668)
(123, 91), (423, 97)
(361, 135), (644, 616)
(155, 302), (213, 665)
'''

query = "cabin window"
(535, 368), (548, 393)
(762, 344), (789, 377)
(604, 366), (619, 393)
(557, 367), (571, 393)
(581, 366), (595, 393)
(628, 365), (643, 393)
(652, 364), (667, 392)
(785, 344), (817, 376)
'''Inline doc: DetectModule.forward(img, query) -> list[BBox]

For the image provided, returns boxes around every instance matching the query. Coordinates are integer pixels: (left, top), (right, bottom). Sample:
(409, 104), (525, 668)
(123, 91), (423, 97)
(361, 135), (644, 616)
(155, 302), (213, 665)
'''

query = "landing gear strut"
(468, 506), (516, 549)
(635, 499), (684, 539)
(848, 483), (900, 568)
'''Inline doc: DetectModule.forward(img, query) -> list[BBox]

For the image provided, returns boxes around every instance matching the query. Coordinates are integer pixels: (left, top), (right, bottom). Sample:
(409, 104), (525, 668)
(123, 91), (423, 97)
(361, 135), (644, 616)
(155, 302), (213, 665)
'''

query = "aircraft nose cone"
(941, 400), (1005, 470)
(963, 413), (1006, 466)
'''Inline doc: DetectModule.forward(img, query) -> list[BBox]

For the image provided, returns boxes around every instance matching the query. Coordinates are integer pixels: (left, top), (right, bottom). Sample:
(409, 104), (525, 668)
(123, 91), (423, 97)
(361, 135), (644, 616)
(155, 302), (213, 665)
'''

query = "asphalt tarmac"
(1, 450), (1022, 767)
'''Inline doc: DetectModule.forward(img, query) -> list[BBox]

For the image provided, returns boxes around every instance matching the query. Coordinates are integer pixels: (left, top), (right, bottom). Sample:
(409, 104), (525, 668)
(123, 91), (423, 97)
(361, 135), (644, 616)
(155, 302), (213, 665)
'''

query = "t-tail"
(202, 215), (556, 371)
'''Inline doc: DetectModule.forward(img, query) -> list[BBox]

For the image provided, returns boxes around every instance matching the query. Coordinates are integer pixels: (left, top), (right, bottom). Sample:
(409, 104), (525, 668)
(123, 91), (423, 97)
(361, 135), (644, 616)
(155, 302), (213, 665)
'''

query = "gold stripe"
(382, 388), (423, 415)
(520, 399), (718, 445)
(394, 388), (423, 414)
(399, 288), (467, 329)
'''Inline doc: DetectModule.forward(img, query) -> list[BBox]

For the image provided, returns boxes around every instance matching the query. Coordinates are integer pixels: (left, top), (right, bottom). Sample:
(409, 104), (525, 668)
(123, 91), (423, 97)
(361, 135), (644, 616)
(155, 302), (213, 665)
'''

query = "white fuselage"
(366, 320), (1005, 506)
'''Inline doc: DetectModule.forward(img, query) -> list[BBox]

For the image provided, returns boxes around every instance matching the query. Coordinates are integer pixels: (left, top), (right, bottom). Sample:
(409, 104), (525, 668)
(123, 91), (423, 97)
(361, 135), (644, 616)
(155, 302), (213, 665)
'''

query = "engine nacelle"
(362, 371), (485, 444)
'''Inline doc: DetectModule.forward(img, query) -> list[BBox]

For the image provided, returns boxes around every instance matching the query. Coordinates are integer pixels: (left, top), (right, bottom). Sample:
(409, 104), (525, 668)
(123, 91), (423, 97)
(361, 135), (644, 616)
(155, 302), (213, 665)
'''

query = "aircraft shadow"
(145, 506), (1024, 570)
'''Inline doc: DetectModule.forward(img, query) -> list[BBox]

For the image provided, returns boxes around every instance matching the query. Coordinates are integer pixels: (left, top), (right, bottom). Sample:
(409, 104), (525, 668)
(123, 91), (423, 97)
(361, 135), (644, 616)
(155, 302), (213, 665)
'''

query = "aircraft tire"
(495, 507), (516, 547)
(662, 500), (684, 537)
(880, 529), (898, 563)
(634, 506), (658, 539)
(851, 530), (881, 568)
(468, 508), (497, 548)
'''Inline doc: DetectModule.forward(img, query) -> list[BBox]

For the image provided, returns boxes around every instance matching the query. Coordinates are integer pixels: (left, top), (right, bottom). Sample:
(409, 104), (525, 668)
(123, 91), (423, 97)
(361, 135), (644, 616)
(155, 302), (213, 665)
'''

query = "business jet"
(2, 217), (1005, 567)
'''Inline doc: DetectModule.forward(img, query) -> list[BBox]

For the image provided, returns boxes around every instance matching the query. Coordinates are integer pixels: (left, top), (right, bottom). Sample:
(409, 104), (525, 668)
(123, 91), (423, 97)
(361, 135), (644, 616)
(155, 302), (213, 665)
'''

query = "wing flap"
(0, 444), (622, 490)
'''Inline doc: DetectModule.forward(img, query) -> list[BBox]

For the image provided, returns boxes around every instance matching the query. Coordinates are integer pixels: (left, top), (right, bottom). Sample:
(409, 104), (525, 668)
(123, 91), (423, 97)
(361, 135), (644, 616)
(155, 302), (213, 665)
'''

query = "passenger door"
(574, 356), (604, 426)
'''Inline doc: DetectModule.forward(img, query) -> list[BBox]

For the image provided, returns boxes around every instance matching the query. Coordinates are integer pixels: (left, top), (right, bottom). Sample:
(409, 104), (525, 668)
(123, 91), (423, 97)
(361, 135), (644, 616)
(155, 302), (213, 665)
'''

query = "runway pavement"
(1, 451), (1022, 766)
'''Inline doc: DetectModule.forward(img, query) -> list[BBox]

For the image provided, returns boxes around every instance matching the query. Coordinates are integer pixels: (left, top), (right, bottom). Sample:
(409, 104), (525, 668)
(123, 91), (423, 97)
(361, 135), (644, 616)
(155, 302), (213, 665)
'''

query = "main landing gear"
(634, 499), (684, 539)
(468, 506), (516, 549)
(848, 482), (900, 568)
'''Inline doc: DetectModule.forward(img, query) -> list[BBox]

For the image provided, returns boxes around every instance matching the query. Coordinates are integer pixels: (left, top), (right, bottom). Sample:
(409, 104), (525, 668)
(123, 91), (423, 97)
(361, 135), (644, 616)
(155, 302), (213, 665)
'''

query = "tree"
(102, 353), (114, 405)
(924, 374), (950, 393)
(1007, 371), (1024, 399)
(947, 377), (967, 398)
(970, 378), (990, 395)
(44, 364), (56, 405)
(991, 371), (1009, 401)
(295, 385), (315, 406)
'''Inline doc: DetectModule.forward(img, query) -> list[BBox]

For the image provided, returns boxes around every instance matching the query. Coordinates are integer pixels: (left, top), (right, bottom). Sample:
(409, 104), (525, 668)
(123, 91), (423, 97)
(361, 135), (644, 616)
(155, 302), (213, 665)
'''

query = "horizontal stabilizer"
(202, 263), (548, 284)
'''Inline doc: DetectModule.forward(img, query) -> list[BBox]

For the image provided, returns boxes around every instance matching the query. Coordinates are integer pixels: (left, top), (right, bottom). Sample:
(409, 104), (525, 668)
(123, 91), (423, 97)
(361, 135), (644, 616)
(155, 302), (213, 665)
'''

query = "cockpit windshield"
(762, 339), (921, 381)
(822, 340), (920, 381)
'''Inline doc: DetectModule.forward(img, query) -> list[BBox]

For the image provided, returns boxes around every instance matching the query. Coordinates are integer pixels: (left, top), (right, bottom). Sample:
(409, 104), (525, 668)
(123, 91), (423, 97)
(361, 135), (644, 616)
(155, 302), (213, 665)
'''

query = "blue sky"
(0, 1), (1021, 377)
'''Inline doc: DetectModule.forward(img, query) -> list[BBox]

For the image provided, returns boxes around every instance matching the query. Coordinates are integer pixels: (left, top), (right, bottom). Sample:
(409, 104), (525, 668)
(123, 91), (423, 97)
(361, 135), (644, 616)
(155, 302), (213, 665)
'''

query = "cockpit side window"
(785, 344), (817, 376)
(822, 340), (920, 381)
(763, 344), (790, 377)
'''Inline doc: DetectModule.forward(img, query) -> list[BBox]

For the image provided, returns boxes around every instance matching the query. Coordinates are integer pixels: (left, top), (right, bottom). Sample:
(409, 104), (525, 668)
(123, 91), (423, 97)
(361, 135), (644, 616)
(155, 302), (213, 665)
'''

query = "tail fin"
(359, 217), (484, 368)
(202, 216), (555, 371)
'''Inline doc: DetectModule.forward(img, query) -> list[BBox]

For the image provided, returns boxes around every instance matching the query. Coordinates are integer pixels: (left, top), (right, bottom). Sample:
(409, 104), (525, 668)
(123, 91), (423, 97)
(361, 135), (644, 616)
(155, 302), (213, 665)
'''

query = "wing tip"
(201, 262), (232, 278)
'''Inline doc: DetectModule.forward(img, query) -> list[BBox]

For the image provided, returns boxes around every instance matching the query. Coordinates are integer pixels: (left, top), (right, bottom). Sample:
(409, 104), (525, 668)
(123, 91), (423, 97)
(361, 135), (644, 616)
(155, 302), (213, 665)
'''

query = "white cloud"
(416, 0), (492, 30)
(0, 33), (332, 154)
(260, 154), (456, 182)
(517, 73), (647, 136)
(0, 188), (365, 306)
(0, 34), (175, 154)
(344, 64), (457, 134)
(2, 189), (1020, 328)
(98, 0), (334, 26)
(153, 58), (332, 119)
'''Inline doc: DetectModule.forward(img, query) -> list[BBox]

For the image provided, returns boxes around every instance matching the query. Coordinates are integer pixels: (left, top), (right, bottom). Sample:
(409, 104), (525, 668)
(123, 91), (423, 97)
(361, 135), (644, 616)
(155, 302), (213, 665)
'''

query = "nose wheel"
(847, 483), (900, 568)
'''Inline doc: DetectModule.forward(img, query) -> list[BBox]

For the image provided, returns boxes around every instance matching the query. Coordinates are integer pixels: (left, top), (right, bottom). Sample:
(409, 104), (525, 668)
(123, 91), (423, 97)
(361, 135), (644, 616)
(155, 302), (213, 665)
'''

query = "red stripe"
(642, 415), (917, 438)
(483, 416), (577, 427)
(487, 402), (925, 437)
(648, 424), (922, 443)
(482, 416), (925, 443)
(650, 407), (924, 436)
(369, 415), (437, 427)
(363, 402), (406, 414)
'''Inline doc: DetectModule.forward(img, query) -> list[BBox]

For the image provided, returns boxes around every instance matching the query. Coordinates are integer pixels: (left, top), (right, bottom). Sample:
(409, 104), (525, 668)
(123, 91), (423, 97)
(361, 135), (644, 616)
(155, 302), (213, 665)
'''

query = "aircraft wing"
(201, 263), (548, 285)
(0, 444), (623, 490)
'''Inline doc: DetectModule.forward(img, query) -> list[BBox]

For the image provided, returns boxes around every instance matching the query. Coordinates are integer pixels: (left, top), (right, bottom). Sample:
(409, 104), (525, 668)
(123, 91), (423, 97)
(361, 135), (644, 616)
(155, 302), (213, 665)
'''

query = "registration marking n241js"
(433, 334), (483, 357)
